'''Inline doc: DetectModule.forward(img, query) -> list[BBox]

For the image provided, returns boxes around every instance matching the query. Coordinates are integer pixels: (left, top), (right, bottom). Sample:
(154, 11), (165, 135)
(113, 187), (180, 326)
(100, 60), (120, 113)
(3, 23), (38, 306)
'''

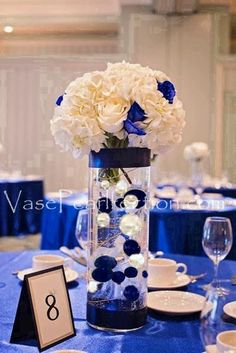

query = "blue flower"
(124, 102), (146, 136)
(158, 80), (176, 104)
(56, 95), (64, 106)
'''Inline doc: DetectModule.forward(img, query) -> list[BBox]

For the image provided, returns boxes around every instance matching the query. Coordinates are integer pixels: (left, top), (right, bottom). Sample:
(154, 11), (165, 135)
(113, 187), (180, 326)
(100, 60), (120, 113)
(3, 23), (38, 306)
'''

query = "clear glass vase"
(86, 147), (151, 331)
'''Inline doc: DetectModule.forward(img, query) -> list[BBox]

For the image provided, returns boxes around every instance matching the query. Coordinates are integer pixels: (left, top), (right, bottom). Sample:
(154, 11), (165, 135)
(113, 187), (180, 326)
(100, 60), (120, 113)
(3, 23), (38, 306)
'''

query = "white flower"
(97, 95), (130, 134)
(51, 61), (185, 156)
(184, 142), (209, 161)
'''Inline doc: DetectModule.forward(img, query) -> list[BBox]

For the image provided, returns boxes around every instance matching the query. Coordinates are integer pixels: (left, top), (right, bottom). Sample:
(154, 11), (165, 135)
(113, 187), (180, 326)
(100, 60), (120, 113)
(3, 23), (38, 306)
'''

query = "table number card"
(10, 266), (76, 351)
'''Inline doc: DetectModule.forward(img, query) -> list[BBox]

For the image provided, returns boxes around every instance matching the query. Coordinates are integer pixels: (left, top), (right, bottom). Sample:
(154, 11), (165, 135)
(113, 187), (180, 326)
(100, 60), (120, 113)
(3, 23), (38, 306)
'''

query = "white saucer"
(148, 272), (190, 290)
(147, 290), (205, 315)
(17, 267), (79, 283)
(203, 345), (217, 353)
(224, 301), (236, 319)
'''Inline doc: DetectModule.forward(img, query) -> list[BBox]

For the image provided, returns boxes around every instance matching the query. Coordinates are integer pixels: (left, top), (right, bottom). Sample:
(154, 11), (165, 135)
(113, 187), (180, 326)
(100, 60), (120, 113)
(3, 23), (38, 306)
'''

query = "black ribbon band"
(89, 148), (151, 168)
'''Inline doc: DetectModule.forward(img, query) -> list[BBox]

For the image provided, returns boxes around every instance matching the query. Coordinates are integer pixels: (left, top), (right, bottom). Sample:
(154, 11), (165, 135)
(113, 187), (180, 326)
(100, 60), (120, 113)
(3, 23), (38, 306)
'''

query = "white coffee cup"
(217, 330), (236, 352)
(148, 258), (187, 284)
(32, 254), (68, 271)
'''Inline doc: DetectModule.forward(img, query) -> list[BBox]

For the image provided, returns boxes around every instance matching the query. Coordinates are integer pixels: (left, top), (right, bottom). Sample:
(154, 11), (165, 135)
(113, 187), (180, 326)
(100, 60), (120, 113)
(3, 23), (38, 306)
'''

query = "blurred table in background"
(41, 192), (87, 250)
(41, 191), (236, 260)
(0, 176), (44, 236)
(149, 204), (236, 259)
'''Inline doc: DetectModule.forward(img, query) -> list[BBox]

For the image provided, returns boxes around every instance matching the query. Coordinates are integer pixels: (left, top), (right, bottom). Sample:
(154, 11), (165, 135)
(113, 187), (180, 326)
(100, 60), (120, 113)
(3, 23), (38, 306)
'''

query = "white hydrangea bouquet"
(51, 61), (185, 158)
(184, 142), (209, 162)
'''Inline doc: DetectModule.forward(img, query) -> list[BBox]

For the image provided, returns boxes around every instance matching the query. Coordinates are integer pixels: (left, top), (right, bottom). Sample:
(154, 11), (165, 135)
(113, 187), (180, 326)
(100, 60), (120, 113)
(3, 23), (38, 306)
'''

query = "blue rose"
(158, 80), (176, 104)
(56, 95), (64, 106)
(124, 102), (146, 136)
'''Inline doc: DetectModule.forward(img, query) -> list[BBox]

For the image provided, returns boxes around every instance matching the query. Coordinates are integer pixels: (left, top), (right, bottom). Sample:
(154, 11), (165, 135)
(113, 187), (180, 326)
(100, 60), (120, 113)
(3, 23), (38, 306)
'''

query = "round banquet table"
(149, 204), (236, 259)
(157, 183), (236, 199)
(0, 250), (235, 353)
(0, 178), (44, 236)
(41, 193), (236, 260)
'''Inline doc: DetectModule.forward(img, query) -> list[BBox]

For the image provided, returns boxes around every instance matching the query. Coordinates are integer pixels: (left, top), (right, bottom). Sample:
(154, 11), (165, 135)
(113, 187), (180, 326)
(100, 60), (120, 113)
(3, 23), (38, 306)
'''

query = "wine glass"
(200, 280), (236, 352)
(75, 208), (88, 251)
(202, 217), (233, 287)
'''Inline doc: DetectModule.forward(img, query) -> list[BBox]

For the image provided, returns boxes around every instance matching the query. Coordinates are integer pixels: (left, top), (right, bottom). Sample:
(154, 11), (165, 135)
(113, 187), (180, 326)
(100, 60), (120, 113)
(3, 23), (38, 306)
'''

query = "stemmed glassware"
(200, 280), (236, 352)
(202, 217), (233, 288)
(75, 208), (88, 251)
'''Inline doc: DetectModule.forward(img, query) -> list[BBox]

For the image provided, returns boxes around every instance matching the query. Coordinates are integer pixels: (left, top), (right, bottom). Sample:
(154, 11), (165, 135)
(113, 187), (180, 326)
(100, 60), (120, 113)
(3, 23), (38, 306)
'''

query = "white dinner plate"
(148, 272), (190, 290)
(224, 301), (236, 319)
(147, 290), (205, 315)
(17, 267), (79, 283)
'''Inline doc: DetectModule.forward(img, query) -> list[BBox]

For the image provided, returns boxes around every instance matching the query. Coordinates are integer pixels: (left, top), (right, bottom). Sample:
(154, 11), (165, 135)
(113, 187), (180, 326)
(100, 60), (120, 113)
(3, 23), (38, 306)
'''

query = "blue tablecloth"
(149, 206), (236, 259)
(41, 192), (87, 249)
(0, 179), (44, 236)
(1, 250), (235, 353)
(41, 194), (236, 260)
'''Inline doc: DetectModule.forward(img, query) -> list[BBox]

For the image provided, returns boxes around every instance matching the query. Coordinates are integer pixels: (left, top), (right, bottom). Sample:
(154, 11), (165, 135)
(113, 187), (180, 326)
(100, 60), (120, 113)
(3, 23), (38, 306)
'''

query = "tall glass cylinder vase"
(87, 147), (151, 331)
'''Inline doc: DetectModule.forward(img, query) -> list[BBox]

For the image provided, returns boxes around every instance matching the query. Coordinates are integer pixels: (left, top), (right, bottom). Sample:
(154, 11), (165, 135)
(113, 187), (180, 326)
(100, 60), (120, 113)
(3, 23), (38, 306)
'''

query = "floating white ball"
(129, 254), (145, 269)
(119, 214), (143, 237)
(115, 180), (128, 196)
(88, 280), (99, 293)
(96, 213), (110, 227)
(100, 180), (110, 190)
(123, 194), (139, 210)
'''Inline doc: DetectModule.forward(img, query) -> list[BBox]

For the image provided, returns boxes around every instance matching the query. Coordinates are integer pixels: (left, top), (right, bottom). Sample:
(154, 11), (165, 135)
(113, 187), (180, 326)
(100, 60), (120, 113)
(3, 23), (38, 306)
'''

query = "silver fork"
(188, 272), (207, 283)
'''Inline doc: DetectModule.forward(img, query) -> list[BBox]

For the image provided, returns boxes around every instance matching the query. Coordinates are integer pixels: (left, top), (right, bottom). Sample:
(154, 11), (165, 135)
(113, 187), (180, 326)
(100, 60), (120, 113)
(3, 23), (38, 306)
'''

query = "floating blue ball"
(94, 255), (117, 270)
(92, 268), (113, 282)
(97, 197), (112, 214)
(124, 267), (138, 278)
(115, 198), (124, 208)
(112, 271), (125, 284)
(123, 285), (139, 301)
(123, 239), (141, 256)
(142, 270), (148, 278)
(124, 189), (146, 208)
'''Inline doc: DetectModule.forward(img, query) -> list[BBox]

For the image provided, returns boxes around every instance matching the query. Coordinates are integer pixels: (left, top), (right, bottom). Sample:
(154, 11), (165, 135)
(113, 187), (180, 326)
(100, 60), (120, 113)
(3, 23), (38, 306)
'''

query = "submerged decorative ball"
(124, 266), (138, 278)
(142, 270), (148, 278)
(97, 197), (112, 214)
(94, 255), (117, 270)
(88, 280), (99, 293)
(123, 239), (141, 256)
(123, 285), (140, 301)
(129, 254), (145, 269)
(100, 180), (110, 190)
(115, 197), (124, 209)
(119, 214), (143, 237)
(96, 213), (110, 227)
(92, 268), (113, 282)
(123, 194), (139, 210)
(115, 180), (128, 196)
(124, 189), (146, 209)
(112, 271), (125, 284)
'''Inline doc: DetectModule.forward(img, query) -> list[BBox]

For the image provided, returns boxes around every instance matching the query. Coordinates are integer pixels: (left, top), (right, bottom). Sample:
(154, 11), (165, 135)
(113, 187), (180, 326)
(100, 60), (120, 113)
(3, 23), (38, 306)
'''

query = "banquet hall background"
(0, 0), (236, 251)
